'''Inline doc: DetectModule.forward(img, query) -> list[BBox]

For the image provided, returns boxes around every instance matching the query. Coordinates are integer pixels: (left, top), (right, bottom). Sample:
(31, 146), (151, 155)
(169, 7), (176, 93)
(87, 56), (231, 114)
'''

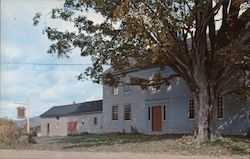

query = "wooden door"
(152, 106), (162, 132)
(67, 122), (77, 134)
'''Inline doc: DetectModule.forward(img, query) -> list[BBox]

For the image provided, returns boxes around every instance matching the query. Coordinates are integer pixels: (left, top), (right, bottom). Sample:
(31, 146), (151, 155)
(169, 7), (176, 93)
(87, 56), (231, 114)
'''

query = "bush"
(0, 119), (36, 146)
(130, 125), (139, 134)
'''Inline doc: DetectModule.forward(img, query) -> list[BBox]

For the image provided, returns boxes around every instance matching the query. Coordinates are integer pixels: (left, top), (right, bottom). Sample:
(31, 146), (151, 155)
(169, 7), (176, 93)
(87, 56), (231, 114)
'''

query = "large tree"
(34, 0), (250, 144)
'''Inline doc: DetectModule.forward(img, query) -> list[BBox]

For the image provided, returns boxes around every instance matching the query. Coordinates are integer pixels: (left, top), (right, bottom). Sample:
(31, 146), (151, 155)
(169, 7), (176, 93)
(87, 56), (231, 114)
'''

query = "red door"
(152, 106), (162, 132)
(67, 122), (77, 134)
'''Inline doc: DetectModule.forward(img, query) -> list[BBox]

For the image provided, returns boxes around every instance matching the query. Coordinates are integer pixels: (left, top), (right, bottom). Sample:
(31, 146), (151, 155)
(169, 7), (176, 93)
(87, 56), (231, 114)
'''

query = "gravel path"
(0, 150), (248, 159)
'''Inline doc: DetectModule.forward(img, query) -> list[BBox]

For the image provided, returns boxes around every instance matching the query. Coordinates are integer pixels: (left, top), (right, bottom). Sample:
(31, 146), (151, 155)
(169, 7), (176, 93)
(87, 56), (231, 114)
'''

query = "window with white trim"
(111, 86), (119, 95)
(188, 98), (194, 119)
(112, 105), (118, 120)
(94, 117), (97, 125)
(217, 96), (223, 119)
(124, 105), (131, 120)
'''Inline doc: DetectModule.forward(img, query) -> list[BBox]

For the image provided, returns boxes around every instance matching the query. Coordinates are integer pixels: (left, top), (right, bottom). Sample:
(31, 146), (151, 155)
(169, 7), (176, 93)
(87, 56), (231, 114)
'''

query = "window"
(124, 85), (131, 93)
(217, 96), (223, 119)
(112, 106), (118, 120)
(112, 86), (119, 95)
(124, 105), (131, 120)
(82, 118), (85, 125)
(163, 106), (166, 120)
(149, 85), (157, 91)
(94, 117), (97, 125)
(189, 98), (194, 119)
(148, 107), (151, 120)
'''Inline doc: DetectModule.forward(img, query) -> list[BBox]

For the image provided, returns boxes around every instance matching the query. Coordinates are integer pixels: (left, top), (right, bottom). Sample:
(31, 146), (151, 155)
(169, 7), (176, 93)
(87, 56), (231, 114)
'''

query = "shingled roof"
(40, 100), (102, 118)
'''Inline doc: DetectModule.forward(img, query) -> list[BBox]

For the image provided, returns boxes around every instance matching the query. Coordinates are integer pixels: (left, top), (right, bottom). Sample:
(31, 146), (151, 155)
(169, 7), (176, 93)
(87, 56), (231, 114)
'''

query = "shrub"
(0, 119), (36, 146)
(130, 125), (139, 134)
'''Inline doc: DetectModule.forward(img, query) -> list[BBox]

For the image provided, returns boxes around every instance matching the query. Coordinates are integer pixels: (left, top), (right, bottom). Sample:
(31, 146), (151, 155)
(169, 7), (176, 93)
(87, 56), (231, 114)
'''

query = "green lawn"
(1, 134), (249, 156)
(57, 134), (170, 149)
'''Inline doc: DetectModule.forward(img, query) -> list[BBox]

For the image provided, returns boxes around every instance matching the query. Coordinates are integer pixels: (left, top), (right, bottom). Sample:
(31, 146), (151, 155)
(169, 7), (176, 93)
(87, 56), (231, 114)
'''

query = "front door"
(152, 106), (162, 132)
(67, 122), (77, 134)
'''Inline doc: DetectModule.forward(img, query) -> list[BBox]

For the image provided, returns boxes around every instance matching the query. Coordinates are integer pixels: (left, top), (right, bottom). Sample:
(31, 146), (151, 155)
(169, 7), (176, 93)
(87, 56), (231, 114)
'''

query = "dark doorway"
(47, 123), (50, 136)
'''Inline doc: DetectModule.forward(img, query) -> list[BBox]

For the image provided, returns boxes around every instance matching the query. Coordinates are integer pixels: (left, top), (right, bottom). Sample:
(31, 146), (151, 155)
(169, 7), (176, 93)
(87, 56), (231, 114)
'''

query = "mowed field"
(1, 134), (249, 157)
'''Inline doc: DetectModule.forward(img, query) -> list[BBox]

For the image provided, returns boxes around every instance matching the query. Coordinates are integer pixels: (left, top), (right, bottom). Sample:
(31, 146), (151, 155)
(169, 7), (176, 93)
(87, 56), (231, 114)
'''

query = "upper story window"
(124, 85), (131, 93)
(217, 96), (223, 119)
(112, 105), (118, 120)
(124, 105), (131, 120)
(188, 98), (194, 119)
(150, 86), (157, 91)
(111, 86), (119, 95)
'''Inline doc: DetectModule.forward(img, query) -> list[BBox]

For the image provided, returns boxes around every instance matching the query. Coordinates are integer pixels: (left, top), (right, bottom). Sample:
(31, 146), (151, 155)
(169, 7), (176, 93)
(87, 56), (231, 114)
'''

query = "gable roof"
(40, 100), (102, 118)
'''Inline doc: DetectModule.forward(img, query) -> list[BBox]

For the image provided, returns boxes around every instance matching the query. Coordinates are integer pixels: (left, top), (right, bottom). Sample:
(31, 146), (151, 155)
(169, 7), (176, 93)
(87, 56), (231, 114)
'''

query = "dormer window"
(112, 86), (119, 95)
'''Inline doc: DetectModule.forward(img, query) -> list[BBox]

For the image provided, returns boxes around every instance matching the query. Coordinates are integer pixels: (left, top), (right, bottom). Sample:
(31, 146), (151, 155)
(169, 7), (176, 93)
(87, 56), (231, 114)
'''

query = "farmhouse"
(102, 67), (249, 135)
(40, 67), (249, 136)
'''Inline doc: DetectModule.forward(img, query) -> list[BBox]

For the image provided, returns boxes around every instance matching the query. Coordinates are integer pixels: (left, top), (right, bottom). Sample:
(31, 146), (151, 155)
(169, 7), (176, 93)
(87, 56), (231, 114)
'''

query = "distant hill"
(16, 116), (41, 128)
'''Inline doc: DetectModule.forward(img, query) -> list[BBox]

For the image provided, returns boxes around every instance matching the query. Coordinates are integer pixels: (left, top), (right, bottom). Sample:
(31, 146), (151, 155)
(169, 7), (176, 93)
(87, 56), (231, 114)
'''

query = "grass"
(206, 136), (250, 154)
(1, 133), (249, 156)
(58, 134), (166, 149)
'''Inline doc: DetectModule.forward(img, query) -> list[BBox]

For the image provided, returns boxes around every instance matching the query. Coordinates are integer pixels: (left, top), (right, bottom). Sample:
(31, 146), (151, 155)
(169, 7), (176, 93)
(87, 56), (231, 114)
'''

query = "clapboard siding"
(103, 68), (248, 135)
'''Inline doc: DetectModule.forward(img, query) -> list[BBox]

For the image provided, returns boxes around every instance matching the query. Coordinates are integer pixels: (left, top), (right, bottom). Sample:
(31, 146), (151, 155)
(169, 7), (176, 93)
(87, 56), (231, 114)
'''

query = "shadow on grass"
(206, 136), (250, 155)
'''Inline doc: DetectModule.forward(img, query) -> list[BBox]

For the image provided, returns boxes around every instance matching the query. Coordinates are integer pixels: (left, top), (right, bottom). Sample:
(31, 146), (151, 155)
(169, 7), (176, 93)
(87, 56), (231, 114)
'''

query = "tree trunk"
(208, 92), (219, 140)
(193, 84), (209, 145)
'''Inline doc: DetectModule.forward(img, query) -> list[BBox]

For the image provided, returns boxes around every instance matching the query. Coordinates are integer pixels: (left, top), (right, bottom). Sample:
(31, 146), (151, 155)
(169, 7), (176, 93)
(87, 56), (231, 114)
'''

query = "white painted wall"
(41, 113), (102, 136)
(102, 68), (249, 135)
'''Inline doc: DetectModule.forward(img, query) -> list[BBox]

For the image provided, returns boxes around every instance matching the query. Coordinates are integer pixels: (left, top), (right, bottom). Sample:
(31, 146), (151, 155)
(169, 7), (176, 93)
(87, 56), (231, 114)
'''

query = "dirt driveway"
(0, 150), (248, 159)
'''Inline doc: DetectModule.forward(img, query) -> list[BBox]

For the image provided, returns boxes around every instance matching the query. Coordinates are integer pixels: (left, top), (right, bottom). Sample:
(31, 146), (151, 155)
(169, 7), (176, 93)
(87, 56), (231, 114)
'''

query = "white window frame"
(124, 104), (131, 121)
(188, 98), (195, 120)
(93, 117), (97, 125)
(112, 105), (119, 120)
(217, 96), (224, 119)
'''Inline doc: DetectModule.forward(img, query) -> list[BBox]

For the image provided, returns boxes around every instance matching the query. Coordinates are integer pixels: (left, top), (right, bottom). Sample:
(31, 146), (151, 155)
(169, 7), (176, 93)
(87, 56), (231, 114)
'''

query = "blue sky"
(0, 0), (105, 120)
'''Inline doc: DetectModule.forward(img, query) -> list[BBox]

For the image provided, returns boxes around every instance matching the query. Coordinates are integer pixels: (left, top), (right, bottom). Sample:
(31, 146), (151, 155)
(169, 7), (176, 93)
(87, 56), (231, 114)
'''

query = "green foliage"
(34, 0), (249, 91)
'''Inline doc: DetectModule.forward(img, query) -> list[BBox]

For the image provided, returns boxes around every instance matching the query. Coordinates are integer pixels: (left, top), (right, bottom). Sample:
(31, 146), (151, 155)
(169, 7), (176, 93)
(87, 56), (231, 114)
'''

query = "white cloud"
(1, 43), (22, 59)
(0, 0), (104, 120)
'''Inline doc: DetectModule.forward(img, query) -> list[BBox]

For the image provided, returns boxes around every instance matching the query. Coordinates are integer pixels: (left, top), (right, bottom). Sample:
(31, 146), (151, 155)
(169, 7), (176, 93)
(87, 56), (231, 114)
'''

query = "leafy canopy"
(34, 0), (250, 95)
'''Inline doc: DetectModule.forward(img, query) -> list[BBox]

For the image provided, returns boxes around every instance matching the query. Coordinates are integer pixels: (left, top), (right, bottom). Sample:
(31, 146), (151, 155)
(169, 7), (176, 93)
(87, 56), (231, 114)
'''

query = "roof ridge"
(51, 99), (102, 108)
